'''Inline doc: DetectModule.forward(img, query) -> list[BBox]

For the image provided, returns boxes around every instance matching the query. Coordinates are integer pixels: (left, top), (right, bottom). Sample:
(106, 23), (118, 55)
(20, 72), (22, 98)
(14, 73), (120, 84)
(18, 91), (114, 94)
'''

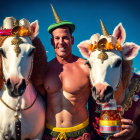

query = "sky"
(0, 0), (140, 72)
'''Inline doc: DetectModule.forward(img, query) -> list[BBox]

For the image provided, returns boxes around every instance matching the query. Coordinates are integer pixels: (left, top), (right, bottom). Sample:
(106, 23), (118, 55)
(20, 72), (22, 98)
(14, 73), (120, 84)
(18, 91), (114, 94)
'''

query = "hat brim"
(48, 21), (75, 34)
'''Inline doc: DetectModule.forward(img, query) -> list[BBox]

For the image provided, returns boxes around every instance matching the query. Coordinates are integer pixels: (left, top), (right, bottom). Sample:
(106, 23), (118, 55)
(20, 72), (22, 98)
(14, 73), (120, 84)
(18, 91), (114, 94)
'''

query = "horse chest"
(0, 87), (45, 139)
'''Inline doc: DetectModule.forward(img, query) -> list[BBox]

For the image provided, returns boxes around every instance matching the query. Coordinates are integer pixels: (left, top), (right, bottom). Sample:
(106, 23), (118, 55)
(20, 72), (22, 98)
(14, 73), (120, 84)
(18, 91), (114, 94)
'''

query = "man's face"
(51, 27), (74, 59)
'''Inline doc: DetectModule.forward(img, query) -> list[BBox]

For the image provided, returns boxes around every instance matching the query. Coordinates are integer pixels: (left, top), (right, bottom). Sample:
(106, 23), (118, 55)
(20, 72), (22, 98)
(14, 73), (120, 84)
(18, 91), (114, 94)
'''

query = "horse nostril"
(18, 79), (26, 96)
(92, 86), (96, 93)
(6, 79), (12, 88)
(106, 86), (113, 94)
(104, 86), (113, 101)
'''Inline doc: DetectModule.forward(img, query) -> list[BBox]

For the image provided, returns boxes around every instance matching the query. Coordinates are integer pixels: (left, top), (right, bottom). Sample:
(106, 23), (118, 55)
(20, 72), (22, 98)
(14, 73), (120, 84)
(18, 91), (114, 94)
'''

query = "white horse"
(0, 18), (46, 140)
(78, 20), (140, 139)
(78, 20), (139, 104)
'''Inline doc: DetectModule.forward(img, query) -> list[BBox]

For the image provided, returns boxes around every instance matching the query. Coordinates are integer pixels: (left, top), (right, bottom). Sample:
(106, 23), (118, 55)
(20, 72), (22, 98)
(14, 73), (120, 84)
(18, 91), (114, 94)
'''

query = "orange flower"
(88, 44), (93, 51)
(88, 44), (97, 52)
(18, 26), (32, 36)
(105, 42), (114, 50)
(87, 41), (123, 52)
(115, 42), (123, 51)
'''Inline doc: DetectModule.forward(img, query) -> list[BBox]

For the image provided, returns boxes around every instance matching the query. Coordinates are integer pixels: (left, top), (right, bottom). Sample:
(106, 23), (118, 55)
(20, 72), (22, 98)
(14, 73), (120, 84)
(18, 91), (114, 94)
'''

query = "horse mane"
(0, 36), (47, 96)
(31, 37), (47, 95)
(121, 59), (133, 89)
(114, 59), (133, 100)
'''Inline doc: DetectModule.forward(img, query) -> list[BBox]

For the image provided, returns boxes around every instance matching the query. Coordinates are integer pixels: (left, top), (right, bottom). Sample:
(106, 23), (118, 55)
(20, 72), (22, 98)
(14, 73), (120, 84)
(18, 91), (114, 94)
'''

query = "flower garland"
(88, 41), (123, 52)
(0, 29), (12, 36)
(0, 26), (32, 37)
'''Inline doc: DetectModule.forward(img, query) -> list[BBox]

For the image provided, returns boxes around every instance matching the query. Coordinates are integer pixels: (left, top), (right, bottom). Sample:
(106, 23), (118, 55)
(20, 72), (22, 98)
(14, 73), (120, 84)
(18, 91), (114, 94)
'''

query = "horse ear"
(113, 23), (126, 45)
(77, 40), (91, 59)
(30, 20), (39, 40)
(122, 42), (140, 60)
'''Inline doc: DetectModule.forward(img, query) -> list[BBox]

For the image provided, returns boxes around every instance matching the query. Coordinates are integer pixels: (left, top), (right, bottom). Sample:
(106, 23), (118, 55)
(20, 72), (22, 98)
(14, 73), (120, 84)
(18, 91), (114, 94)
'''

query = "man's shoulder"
(73, 55), (86, 64)
(73, 55), (89, 74)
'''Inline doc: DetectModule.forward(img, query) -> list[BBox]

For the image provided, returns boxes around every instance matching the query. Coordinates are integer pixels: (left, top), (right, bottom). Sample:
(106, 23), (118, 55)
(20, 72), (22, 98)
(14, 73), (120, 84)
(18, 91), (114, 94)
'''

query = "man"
(43, 4), (93, 140)
(42, 4), (135, 140)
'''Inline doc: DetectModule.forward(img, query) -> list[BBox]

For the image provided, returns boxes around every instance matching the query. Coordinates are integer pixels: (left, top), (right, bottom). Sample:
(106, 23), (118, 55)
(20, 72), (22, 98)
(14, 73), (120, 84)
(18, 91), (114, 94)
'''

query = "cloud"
(136, 71), (140, 75)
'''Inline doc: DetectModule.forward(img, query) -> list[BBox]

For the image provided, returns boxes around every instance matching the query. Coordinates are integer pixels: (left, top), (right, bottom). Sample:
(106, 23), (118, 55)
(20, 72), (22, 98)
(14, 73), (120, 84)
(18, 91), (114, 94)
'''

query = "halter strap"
(0, 90), (38, 112)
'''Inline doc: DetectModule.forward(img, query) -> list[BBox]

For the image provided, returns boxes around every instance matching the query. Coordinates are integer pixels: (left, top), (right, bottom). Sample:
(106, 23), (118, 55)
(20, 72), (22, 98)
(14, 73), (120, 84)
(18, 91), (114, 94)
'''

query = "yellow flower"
(105, 42), (114, 50)
(115, 42), (123, 51)
(87, 41), (123, 52)
(88, 43), (97, 52)
(88, 44), (93, 52)
(18, 26), (32, 36)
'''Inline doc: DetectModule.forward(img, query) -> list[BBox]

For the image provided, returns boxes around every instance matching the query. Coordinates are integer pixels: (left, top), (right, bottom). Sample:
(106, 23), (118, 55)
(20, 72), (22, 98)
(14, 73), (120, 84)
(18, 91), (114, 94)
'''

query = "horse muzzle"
(6, 78), (26, 97)
(92, 83), (113, 104)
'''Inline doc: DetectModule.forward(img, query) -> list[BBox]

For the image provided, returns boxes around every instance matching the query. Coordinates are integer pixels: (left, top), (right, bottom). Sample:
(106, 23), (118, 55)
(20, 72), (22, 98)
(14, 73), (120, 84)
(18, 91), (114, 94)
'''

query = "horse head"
(0, 17), (39, 97)
(78, 20), (139, 104)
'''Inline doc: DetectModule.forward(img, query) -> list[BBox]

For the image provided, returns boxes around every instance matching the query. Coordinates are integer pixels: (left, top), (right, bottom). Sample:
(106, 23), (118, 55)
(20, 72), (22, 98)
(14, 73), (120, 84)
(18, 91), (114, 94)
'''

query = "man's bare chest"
(44, 67), (89, 94)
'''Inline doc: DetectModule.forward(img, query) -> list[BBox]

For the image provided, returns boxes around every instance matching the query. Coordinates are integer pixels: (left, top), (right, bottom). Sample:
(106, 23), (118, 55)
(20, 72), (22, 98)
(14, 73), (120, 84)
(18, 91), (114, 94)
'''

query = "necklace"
(122, 77), (140, 114)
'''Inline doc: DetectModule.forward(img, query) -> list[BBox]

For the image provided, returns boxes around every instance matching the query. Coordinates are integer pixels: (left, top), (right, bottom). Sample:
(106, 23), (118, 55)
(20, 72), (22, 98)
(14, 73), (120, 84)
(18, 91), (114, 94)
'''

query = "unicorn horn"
(100, 19), (109, 36)
(50, 4), (61, 23)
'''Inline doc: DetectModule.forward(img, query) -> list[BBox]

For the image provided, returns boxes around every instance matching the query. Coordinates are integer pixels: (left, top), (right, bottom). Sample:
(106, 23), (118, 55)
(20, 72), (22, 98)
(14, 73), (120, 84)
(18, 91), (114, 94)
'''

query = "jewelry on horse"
(0, 91), (38, 139)
(97, 50), (108, 64)
(122, 77), (140, 114)
(88, 39), (122, 63)
(11, 37), (23, 57)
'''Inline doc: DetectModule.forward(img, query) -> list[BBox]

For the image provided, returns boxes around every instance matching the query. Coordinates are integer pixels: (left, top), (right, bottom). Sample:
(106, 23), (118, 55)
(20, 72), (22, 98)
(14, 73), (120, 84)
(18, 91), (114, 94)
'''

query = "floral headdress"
(88, 20), (123, 63)
(0, 17), (32, 37)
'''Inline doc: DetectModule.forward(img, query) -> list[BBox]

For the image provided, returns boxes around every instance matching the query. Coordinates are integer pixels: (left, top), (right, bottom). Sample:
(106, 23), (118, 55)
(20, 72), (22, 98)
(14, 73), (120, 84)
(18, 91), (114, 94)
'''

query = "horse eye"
(28, 48), (35, 56)
(114, 59), (122, 67)
(0, 49), (6, 58)
(85, 60), (91, 68)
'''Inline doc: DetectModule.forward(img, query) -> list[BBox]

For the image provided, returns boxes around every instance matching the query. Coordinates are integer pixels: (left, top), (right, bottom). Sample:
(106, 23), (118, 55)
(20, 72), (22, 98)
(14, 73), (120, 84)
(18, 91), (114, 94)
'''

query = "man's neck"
(56, 54), (76, 64)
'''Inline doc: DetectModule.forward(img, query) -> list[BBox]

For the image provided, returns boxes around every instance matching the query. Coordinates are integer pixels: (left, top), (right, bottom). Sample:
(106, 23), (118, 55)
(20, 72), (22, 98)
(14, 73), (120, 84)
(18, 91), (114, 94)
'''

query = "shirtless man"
(42, 5), (136, 140)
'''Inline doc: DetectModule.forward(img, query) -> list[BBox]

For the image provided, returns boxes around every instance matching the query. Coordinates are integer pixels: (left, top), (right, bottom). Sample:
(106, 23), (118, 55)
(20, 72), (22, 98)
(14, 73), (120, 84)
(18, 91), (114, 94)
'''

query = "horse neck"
(114, 81), (126, 105)
(1, 82), (36, 109)
(114, 73), (133, 105)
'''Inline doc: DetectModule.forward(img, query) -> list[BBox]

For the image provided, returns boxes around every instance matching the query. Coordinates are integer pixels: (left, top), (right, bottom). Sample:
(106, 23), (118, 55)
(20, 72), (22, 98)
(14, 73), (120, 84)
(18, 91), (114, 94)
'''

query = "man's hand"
(108, 118), (137, 140)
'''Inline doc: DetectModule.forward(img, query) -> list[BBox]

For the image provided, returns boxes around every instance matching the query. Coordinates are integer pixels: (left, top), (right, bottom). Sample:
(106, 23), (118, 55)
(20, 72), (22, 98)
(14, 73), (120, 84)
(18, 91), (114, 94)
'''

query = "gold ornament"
(11, 37), (23, 57)
(98, 51), (108, 63)
(122, 77), (140, 113)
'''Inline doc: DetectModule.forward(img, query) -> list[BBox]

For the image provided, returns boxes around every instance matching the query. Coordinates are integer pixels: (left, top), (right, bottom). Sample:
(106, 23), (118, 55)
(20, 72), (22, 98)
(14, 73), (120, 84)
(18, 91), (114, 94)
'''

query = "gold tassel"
(56, 132), (67, 140)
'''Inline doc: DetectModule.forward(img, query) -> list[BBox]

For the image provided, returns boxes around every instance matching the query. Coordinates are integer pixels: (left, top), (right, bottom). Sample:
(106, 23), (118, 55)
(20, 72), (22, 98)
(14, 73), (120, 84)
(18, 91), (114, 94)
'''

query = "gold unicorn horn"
(100, 19), (109, 36)
(50, 4), (61, 23)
